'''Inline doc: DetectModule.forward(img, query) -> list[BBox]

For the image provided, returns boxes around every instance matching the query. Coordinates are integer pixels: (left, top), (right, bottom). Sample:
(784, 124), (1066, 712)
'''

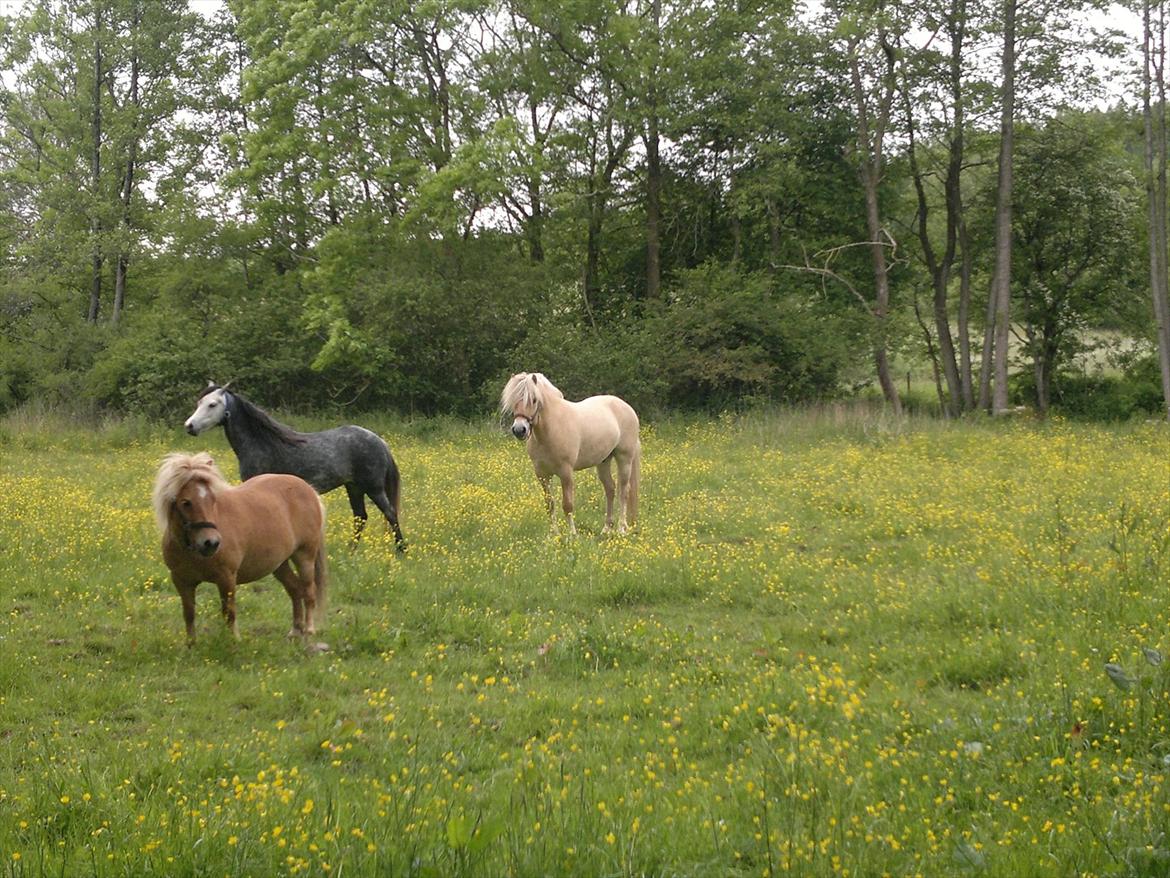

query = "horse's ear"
(531, 374), (538, 384)
(206, 380), (216, 388)
(221, 381), (232, 392)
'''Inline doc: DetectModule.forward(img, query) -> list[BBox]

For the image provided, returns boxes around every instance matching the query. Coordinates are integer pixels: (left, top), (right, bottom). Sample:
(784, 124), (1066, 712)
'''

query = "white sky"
(0, 1), (1149, 112)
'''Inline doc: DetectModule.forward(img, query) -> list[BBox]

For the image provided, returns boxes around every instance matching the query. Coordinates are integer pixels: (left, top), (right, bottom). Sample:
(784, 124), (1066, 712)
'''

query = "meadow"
(0, 406), (1168, 877)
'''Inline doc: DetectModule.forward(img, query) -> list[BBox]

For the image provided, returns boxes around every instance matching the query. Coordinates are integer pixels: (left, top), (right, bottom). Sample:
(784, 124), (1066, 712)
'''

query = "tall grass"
(0, 408), (1167, 876)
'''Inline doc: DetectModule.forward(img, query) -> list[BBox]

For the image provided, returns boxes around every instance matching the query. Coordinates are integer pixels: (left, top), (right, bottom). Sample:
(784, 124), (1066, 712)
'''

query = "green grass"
(0, 407), (1168, 877)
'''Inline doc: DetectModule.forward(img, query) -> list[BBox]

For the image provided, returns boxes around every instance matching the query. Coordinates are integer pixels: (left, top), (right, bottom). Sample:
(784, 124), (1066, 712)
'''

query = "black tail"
(385, 455), (406, 553)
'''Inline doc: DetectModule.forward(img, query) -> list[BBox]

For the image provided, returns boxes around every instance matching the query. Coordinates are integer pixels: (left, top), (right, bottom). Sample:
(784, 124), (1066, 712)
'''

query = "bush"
(1027, 355), (1166, 420)
(498, 262), (852, 413)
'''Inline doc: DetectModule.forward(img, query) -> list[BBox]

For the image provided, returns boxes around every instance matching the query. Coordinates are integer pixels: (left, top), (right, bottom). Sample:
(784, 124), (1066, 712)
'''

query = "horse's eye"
(209, 401), (218, 408)
(180, 499), (192, 508)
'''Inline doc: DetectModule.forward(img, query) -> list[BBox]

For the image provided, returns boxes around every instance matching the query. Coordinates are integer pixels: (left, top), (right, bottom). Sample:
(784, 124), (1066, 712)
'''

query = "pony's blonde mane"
(152, 452), (231, 532)
(499, 372), (563, 418)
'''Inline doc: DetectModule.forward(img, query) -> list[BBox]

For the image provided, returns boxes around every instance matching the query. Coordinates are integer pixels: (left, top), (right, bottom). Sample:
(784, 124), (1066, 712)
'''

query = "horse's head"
(171, 476), (223, 557)
(501, 372), (552, 441)
(185, 382), (231, 436)
(153, 452), (231, 556)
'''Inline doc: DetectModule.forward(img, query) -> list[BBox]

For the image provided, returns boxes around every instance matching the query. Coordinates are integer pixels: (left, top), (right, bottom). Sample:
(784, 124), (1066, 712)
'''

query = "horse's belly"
(235, 545), (296, 583)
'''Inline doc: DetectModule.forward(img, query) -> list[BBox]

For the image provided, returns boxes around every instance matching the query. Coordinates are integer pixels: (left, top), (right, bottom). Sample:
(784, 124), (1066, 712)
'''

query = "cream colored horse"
(500, 372), (640, 535)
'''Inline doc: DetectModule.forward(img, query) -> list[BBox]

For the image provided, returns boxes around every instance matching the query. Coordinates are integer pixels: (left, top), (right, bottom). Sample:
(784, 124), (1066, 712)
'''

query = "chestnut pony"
(500, 372), (641, 535)
(153, 452), (329, 643)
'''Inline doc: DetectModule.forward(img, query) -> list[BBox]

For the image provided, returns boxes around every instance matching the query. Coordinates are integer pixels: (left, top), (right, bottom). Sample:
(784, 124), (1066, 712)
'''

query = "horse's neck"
(534, 394), (571, 438)
(223, 405), (284, 475)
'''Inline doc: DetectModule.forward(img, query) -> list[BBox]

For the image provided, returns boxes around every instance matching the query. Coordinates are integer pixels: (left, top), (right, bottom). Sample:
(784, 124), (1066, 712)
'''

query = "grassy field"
(0, 406), (1168, 877)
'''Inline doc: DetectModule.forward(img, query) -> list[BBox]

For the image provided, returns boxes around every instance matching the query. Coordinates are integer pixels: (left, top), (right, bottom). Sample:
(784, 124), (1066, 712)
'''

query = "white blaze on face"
(185, 389), (227, 435)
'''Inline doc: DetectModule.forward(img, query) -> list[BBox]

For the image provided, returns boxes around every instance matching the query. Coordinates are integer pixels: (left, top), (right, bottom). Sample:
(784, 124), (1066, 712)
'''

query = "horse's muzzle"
(511, 417), (531, 440)
(185, 421), (199, 436)
(197, 537), (220, 557)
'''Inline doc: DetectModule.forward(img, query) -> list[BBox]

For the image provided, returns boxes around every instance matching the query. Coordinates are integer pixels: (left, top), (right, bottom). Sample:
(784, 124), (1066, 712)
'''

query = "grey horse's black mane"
(199, 384), (307, 447)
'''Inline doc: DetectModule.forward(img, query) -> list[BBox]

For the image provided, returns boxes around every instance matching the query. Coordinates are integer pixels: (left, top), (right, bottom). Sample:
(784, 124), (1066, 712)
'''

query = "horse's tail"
(314, 497), (330, 628)
(385, 455), (401, 522)
(385, 451), (406, 551)
(628, 444), (640, 527)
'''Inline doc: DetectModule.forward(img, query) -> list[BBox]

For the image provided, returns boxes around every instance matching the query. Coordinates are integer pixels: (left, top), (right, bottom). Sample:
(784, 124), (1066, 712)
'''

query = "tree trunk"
(849, 33), (902, 414)
(527, 175), (545, 263)
(945, 0), (970, 411)
(527, 102), (545, 263)
(862, 166), (901, 412)
(902, 57), (963, 416)
(113, 2), (141, 326)
(87, 12), (103, 323)
(584, 200), (602, 318)
(1146, 0), (1170, 419)
(958, 217), (975, 409)
(644, 0), (662, 300)
(990, 0), (1016, 414)
(977, 278), (995, 408)
(765, 196), (782, 273)
(729, 161), (742, 265)
(1033, 354), (1048, 414)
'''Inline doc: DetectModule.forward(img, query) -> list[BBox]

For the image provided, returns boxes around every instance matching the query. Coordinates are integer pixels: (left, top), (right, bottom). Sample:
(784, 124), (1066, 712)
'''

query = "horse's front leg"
(538, 475), (557, 534)
(214, 576), (240, 639)
(559, 470), (577, 536)
(172, 577), (198, 645)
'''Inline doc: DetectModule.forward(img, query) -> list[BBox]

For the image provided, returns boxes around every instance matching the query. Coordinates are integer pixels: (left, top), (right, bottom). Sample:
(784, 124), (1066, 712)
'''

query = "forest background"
(1, 0), (1168, 422)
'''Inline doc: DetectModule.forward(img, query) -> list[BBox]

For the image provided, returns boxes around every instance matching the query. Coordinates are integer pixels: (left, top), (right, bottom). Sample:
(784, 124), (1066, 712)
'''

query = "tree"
(1142, 0), (1170, 419)
(1011, 115), (1139, 412)
(831, 0), (905, 413)
(896, 0), (998, 414)
(982, 0), (1016, 414)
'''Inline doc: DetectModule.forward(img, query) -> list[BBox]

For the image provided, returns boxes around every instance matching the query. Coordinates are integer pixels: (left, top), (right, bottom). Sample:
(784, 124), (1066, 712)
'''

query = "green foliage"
(305, 221), (554, 414)
(0, 0), (1165, 421)
(510, 263), (851, 413)
(500, 318), (668, 415)
(86, 255), (318, 418)
(653, 262), (849, 407)
(1012, 354), (1167, 421)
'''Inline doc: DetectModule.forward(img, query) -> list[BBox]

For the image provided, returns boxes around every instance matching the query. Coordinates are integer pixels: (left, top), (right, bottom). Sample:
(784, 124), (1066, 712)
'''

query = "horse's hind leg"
(346, 484), (368, 544)
(615, 456), (634, 533)
(274, 561), (309, 638)
(368, 487), (406, 554)
(597, 460), (616, 533)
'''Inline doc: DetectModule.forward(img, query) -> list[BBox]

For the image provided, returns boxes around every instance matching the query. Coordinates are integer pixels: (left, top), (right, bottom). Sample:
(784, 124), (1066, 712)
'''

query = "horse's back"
(231, 474), (323, 537)
(566, 394), (639, 468)
(577, 395), (639, 436)
(266, 424), (389, 492)
(237, 472), (320, 502)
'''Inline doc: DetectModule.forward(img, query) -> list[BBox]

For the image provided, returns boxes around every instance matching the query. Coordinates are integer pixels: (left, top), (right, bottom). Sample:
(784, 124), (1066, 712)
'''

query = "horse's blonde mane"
(499, 372), (563, 418)
(152, 452), (230, 532)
